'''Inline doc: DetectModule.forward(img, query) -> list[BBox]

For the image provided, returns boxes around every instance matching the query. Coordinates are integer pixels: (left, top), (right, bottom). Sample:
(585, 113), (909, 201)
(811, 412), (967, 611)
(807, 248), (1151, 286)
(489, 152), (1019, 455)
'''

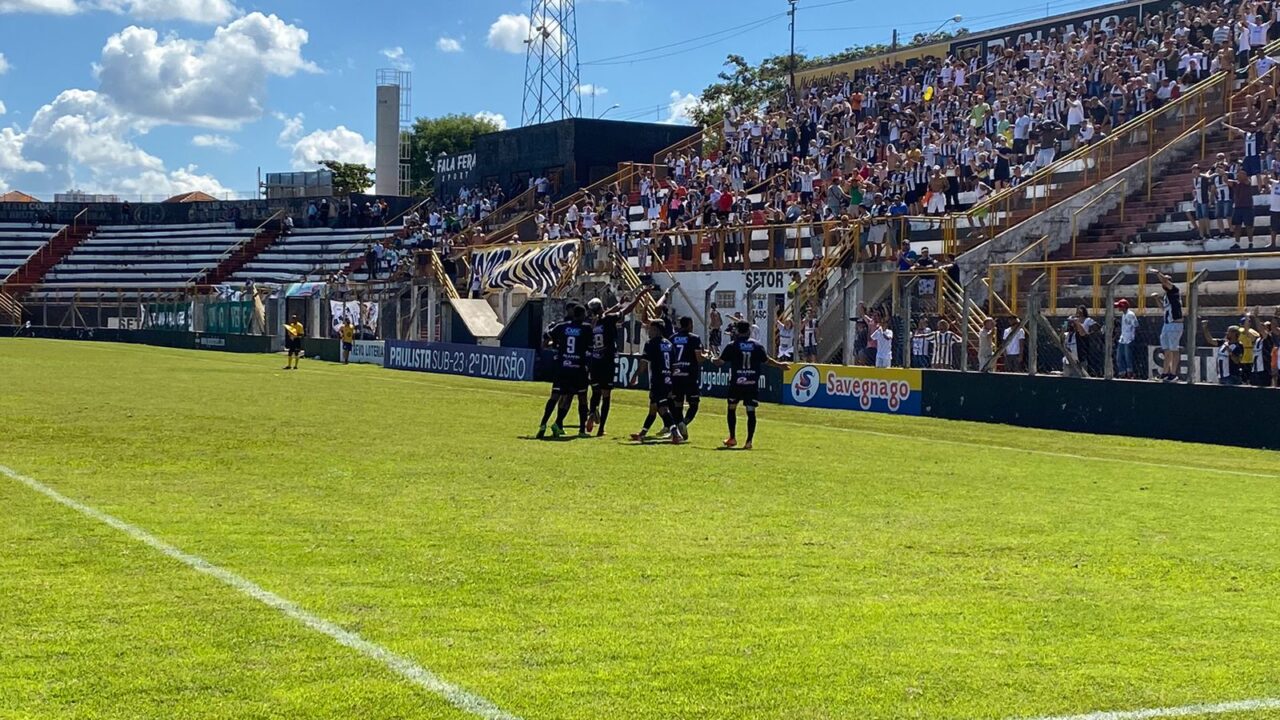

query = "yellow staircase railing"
(988, 250), (1280, 316)
(0, 289), (24, 324)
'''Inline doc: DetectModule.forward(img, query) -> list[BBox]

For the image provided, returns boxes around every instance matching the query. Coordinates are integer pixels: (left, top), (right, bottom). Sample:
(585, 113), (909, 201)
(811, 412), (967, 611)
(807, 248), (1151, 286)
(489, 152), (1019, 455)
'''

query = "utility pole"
(788, 0), (798, 91)
(891, 28), (899, 52)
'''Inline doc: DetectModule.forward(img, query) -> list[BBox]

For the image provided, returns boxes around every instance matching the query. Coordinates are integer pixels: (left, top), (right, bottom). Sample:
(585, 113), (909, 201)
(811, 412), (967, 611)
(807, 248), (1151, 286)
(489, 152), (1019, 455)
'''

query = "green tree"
(691, 29), (968, 134)
(408, 113), (503, 195)
(319, 160), (374, 196)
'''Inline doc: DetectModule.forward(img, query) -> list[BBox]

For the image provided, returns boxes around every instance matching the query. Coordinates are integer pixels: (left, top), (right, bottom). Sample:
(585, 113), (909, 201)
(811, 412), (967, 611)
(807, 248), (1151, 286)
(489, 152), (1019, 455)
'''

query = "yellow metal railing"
(989, 251), (1280, 316)
(899, 268), (989, 339)
(1071, 179), (1127, 258)
(963, 76), (1234, 244)
(1011, 234), (1052, 265)
(963, 52), (1280, 252)
(189, 209), (285, 285)
(652, 130), (704, 178)
(425, 250), (459, 300)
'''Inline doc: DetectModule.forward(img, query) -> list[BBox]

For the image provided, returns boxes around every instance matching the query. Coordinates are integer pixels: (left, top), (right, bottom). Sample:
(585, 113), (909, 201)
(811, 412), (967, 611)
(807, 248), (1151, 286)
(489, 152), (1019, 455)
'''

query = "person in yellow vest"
(283, 315), (304, 370)
(339, 318), (355, 365)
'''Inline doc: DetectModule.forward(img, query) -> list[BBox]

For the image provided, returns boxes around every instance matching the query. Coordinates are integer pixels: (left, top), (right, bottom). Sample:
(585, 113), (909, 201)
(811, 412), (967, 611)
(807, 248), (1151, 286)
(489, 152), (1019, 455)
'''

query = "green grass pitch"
(3, 338), (1280, 720)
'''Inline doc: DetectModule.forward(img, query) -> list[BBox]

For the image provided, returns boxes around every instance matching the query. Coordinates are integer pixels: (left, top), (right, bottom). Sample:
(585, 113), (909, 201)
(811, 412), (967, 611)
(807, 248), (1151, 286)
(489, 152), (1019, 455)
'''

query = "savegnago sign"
(784, 364), (922, 415)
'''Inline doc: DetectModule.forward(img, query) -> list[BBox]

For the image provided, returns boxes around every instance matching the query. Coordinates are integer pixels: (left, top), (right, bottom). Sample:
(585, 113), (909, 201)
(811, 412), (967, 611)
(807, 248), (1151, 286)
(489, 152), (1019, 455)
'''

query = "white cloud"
(487, 13), (529, 53)
(663, 90), (699, 125)
(98, 0), (239, 23)
(273, 115), (374, 170)
(0, 0), (78, 14)
(274, 111), (305, 145)
(380, 46), (413, 70)
(576, 83), (607, 96)
(436, 36), (462, 53)
(0, 127), (45, 186)
(0, 101), (6, 115)
(95, 12), (318, 129)
(191, 133), (237, 151)
(113, 164), (231, 197)
(473, 111), (507, 131)
(0, 53), (10, 75)
(1, 0), (236, 21)
(0, 89), (230, 197)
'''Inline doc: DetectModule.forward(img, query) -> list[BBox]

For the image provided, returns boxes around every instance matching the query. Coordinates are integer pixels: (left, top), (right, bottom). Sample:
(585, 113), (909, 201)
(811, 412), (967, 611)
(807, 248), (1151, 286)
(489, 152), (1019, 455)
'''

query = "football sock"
(746, 409), (757, 443)
(540, 396), (557, 427)
(727, 407), (737, 438)
(684, 397), (700, 425)
(599, 396), (611, 432)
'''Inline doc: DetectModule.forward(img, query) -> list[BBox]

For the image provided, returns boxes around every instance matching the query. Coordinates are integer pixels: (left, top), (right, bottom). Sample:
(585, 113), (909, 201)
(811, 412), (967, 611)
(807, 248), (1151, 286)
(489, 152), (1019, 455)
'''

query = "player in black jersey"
(669, 316), (705, 441)
(585, 291), (647, 436)
(631, 322), (685, 444)
(713, 320), (790, 450)
(537, 304), (593, 438)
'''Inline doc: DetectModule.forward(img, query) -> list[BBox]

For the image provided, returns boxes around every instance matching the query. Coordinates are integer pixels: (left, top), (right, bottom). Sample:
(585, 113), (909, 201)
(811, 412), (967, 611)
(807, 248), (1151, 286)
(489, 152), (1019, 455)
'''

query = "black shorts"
(728, 383), (759, 408)
(1270, 212), (1280, 231)
(648, 383), (673, 406)
(672, 377), (700, 400)
(589, 357), (617, 389)
(553, 368), (588, 395)
(285, 337), (302, 353)
(709, 328), (722, 348)
(342, 341), (353, 352)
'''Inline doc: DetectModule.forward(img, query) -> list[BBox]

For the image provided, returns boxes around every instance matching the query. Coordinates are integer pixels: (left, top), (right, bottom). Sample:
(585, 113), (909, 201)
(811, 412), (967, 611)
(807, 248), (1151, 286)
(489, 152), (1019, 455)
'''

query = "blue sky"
(0, 0), (1109, 200)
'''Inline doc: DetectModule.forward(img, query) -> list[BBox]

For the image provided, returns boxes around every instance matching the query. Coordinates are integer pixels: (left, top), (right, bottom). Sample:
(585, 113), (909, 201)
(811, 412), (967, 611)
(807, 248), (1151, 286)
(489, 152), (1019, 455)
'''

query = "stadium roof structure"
(0, 190), (39, 202)
(163, 191), (219, 203)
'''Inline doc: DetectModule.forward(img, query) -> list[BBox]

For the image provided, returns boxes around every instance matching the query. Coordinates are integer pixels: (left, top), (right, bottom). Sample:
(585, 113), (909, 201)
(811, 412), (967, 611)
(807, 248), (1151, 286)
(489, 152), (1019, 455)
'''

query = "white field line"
(42, 340), (1280, 482)
(13, 342), (1280, 719)
(1015, 697), (1280, 720)
(0, 464), (523, 720)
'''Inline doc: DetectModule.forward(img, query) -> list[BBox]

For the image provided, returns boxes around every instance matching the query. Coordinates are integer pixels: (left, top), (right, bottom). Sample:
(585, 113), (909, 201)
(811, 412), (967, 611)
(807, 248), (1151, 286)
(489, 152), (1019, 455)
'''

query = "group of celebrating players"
(537, 286), (791, 449)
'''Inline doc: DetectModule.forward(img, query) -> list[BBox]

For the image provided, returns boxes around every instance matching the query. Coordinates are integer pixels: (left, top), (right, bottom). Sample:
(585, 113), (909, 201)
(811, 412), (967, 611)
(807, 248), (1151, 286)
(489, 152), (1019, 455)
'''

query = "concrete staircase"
(2, 223), (95, 298)
(1059, 129), (1236, 260)
(199, 228), (281, 286)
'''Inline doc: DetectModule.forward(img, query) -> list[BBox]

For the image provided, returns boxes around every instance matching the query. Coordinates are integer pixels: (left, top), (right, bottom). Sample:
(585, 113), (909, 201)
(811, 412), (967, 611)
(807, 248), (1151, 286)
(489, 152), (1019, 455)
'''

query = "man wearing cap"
(1115, 298), (1138, 379)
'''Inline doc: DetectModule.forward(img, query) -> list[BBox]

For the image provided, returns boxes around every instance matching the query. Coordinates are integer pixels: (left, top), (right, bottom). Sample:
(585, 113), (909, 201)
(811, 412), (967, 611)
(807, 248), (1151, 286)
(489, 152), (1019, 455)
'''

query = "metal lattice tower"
(521, 0), (581, 126)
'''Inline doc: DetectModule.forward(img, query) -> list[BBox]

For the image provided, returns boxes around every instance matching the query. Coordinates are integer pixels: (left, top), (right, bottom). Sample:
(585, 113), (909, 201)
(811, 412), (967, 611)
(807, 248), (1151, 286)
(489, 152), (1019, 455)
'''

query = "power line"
(796, 0), (1110, 33)
(582, 14), (784, 65)
(584, 17), (782, 66)
(578, 0), (858, 67)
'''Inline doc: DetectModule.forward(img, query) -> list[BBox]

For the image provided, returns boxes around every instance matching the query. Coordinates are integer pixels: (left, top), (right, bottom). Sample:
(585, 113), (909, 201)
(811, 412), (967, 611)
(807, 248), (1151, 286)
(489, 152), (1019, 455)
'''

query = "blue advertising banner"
(784, 364), (922, 416)
(384, 340), (536, 382)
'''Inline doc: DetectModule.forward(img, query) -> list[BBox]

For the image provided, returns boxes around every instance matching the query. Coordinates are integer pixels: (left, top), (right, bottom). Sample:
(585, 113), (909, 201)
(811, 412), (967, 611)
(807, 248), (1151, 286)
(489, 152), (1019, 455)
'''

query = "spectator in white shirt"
(1115, 298), (1138, 378)
(1004, 323), (1027, 372)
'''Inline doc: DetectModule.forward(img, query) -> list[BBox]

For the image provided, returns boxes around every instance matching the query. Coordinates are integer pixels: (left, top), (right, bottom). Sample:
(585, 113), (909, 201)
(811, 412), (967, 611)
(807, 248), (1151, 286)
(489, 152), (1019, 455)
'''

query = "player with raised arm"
(714, 320), (790, 450)
(670, 316), (706, 440)
(537, 304), (593, 438)
(631, 322), (685, 445)
(585, 290), (648, 436)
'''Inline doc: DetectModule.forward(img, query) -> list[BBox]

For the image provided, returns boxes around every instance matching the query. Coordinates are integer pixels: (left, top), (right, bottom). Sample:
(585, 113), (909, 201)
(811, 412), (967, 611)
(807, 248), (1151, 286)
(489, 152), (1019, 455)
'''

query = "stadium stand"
(230, 226), (402, 283)
(35, 223), (256, 292)
(0, 223), (63, 282)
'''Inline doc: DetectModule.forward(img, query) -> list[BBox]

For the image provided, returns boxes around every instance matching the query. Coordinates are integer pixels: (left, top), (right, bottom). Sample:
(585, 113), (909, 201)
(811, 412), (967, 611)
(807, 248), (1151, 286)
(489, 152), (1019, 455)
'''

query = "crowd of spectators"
(485, 0), (1280, 280)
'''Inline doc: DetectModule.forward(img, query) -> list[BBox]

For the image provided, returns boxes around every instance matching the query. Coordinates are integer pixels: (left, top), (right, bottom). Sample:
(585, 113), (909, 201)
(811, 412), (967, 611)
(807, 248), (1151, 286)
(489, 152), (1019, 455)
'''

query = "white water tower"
(375, 69), (412, 196)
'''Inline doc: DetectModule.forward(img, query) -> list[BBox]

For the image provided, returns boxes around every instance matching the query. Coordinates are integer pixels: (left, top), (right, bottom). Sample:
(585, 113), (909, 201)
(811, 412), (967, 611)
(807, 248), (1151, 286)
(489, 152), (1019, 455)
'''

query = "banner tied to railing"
(329, 300), (379, 335)
(469, 240), (579, 294)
